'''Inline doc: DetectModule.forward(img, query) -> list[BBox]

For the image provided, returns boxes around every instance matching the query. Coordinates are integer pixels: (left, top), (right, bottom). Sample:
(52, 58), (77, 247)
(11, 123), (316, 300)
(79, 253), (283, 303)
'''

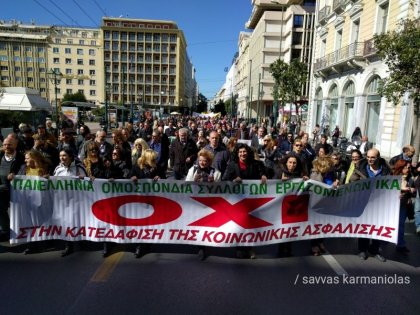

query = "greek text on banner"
(10, 175), (401, 246)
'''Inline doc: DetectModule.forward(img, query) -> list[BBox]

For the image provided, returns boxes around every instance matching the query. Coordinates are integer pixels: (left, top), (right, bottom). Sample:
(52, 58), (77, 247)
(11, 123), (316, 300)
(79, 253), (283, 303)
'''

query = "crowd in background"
(0, 115), (419, 261)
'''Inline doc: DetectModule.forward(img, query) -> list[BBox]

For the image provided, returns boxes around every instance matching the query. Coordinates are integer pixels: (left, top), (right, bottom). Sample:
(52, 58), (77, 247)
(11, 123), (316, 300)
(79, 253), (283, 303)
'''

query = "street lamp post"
(47, 68), (63, 130)
(104, 84), (111, 133)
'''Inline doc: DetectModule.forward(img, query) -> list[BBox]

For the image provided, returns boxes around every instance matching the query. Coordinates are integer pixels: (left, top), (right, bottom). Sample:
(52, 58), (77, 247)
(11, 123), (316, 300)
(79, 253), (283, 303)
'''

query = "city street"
(1, 222), (419, 315)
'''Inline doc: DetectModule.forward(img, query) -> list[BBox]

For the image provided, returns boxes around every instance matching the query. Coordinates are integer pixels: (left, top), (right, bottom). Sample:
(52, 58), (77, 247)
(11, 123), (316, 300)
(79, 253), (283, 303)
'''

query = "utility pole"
(257, 73), (262, 125)
(122, 66), (125, 126)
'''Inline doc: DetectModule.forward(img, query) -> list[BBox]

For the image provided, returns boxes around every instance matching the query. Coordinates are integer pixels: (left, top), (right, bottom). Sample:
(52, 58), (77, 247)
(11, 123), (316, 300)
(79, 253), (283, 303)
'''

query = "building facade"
(244, 0), (316, 123)
(0, 21), (52, 100)
(102, 17), (191, 115)
(309, 0), (419, 158)
(1, 17), (197, 117)
(49, 26), (103, 106)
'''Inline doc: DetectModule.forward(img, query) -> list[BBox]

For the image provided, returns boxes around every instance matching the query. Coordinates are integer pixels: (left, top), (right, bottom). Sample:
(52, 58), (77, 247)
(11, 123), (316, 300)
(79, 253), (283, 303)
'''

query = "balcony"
(333, 0), (347, 14)
(314, 41), (369, 76)
(318, 6), (331, 25)
(363, 38), (378, 57)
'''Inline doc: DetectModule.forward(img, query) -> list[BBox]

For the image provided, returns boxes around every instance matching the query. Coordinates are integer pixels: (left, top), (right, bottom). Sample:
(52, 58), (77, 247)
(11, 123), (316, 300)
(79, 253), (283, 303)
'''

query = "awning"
(61, 101), (97, 110)
(0, 87), (51, 111)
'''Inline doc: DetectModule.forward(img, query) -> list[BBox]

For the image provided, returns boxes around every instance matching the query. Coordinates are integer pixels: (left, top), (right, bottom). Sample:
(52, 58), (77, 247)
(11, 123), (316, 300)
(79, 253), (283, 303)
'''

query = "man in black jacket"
(170, 128), (198, 180)
(356, 148), (392, 262)
(0, 136), (25, 241)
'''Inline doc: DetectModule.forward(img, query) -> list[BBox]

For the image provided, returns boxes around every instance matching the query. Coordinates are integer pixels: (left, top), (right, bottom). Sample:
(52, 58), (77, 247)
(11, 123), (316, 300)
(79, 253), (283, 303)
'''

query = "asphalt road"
(1, 221), (419, 315)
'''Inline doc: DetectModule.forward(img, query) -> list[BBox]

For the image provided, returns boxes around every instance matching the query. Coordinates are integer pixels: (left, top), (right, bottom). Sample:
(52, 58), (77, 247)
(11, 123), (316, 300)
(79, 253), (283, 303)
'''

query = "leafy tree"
(196, 93), (208, 113)
(374, 18), (420, 162)
(269, 59), (308, 128)
(214, 100), (226, 116)
(62, 91), (87, 102)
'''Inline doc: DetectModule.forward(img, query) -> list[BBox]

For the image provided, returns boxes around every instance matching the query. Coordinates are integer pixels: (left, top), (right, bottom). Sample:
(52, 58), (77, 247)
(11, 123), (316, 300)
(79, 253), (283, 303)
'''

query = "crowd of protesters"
(0, 114), (419, 262)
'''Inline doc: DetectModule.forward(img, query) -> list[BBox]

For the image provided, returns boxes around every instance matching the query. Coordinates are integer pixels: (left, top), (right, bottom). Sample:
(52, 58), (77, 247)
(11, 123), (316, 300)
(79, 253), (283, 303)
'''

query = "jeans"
(415, 191), (420, 229)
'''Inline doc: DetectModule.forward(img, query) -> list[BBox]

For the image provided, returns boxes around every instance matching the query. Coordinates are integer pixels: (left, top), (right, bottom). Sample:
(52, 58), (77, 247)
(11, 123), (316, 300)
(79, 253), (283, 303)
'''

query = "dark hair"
(60, 148), (75, 160)
(350, 149), (362, 158)
(232, 143), (255, 164)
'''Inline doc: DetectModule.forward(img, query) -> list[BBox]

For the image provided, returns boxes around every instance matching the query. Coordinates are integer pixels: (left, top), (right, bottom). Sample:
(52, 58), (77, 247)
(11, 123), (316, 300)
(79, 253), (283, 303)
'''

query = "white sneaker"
(416, 227), (420, 235)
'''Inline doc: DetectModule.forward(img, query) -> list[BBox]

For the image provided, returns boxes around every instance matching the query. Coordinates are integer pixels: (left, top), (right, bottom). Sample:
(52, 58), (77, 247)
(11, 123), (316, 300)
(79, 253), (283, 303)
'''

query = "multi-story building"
(0, 20), (51, 99)
(101, 17), (191, 115)
(1, 17), (197, 118)
(244, 0), (316, 123)
(49, 26), (103, 106)
(235, 31), (252, 118)
(309, 0), (419, 158)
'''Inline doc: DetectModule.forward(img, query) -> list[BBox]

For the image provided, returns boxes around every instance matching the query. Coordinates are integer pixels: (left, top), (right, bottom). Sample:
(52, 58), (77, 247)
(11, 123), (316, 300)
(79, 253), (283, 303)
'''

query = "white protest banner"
(10, 176), (401, 246)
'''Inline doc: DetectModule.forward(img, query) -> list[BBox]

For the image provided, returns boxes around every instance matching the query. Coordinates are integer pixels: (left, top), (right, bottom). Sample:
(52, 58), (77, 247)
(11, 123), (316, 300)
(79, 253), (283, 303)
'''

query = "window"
(90, 90), (96, 96)
(91, 40), (96, 46)
(0, 66), (8, 71)
(78, 89), (84, 94)
(27, 67), (33, 72)
(1, 76), (9, 81)
(26, 57), (33, 62)
(292, 32), (303, 45)
(65, 48), (71, 54)
(14, 66), (21, 71)
(77, 49), (83, 55)
(66, 79), (72, 84)
(89, 70), (96, 76)
(351, 20), (360, 43)
(82, 32), (87, 38)
(65, 58), (72, 64)
(55, 38), (61, 44)
(77, 59), (83, 65)
(89, 49), (95, 56)
(66, 89), (73, 94)
(39, 58), (46, 63)
(335, 30), (343, 51)
(293, 15), (304, 28)
(377, 1), (389, 34)
(89, 59), (95, 65)
(27, 77), (34, 82)
(89, 80), (96, 85)
(79, 40), (85, 45)
(13, 46), (19, 51)
(65, 69), (72, 74)
(77, 69), (84, 75)
(78, 79), (84, 85)
(14, 56), (20, 61)
(53, 58), (60, 64)
(25, 47), (32, 52)
(53, 47), (59, 53)
(39, 68), (46, 73)
(67, 39), (73, 44)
